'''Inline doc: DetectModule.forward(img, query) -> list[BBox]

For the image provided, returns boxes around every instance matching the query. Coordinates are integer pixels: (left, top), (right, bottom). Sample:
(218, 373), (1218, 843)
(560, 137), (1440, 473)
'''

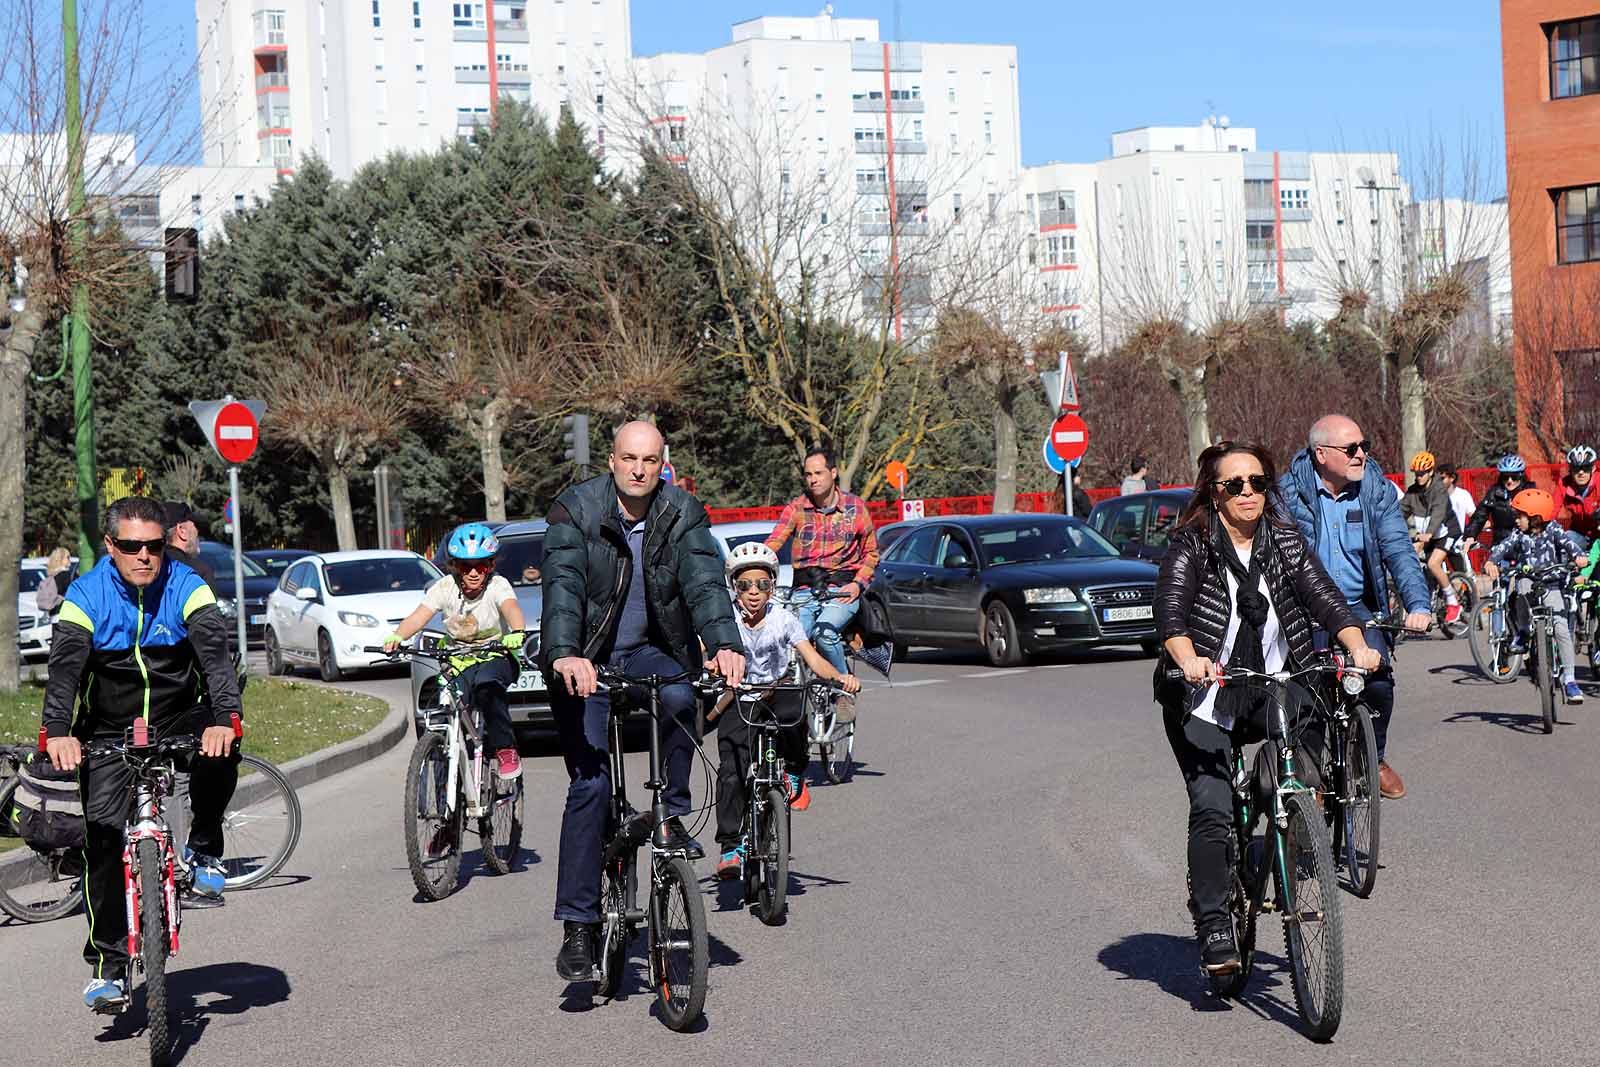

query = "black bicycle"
(1521, 565), (1579, 735)
(0, 743), (84, 922)
(589, 665), (711, 1031)
(1302, 652), (1381, 898)
(1169, 663), (1345, 1042)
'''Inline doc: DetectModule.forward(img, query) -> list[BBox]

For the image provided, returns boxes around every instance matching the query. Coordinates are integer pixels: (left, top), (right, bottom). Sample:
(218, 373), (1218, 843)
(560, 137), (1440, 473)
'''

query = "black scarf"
(1213, 514), (1271, 723)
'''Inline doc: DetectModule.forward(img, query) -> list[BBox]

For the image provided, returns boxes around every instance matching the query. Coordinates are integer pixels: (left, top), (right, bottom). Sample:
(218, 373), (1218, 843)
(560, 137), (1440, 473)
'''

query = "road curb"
(238, 692), (409, 805)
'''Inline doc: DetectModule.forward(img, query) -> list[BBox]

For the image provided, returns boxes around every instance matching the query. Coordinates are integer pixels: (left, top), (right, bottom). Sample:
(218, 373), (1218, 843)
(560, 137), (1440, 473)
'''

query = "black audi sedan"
(864, 514), (1161, 667)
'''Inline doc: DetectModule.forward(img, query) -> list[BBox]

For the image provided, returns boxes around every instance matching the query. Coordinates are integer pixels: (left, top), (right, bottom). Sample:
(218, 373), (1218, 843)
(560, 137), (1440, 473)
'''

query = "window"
(415, 41), (425, 73)
(1550, 17), (1600, 99)
(1557, 184), (1600, 264)
(983, 113), (992, 147)
(953, 192), (962, 219)
(814, 66), (825, 101)
(1562, 348), (1600, 443)
(947, 75), (956, 104)
(452, 2), (483, 29)
(371, 0), (381, 28)
(1280, 186), (1309, 211)
(987, 192), (998, 219)
(234, 193), (245, 212)
(374, 42), (385, 73)
(1246, 221), (1274, 255)
(892, 527), (942, 566)
(412, 0), (421, 28)
(982, 68), (993, 103)
(1039, 189), (1073, 226)
(777, 65), (789, 108)
(1045, 234), (1076, 266)
(912, 118), (923, 142)
(1210, 177), (1224, 220)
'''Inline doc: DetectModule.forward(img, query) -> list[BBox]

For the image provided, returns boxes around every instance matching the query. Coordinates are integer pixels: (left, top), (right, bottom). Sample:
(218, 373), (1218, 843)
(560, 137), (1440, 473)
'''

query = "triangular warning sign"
(1058, 351), (1080, 412)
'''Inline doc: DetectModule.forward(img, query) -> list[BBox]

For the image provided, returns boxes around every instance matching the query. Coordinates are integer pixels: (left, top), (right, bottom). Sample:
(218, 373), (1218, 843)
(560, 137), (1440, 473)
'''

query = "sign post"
(189, 396), (265, 663)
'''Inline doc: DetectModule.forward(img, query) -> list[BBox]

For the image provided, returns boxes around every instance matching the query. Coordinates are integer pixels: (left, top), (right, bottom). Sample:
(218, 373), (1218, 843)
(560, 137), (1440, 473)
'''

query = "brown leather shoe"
(1378, 760), (1406, 799)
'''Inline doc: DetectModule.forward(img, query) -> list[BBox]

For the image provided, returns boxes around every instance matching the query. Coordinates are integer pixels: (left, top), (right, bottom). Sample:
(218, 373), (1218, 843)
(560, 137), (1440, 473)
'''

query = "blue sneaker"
(83, 977), (128, 1014)
(1565, 681), (1585, 704)
(716, 846), (745, 880)
(183, 847), (226, 898)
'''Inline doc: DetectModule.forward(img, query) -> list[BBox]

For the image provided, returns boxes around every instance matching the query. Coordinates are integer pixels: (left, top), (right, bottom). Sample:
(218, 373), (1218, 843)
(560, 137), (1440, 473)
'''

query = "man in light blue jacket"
(1280, 414), (1432, 800)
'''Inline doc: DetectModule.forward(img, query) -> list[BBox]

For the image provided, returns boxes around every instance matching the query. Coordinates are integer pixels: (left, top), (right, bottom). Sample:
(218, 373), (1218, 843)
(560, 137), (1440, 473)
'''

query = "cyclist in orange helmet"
(1484, 488), (1588, 702)
(1400, 451), (1463, 625)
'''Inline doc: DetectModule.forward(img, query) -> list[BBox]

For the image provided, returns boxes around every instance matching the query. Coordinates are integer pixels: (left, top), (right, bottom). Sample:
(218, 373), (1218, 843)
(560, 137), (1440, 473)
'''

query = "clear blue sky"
(142, 1), (1507, 176)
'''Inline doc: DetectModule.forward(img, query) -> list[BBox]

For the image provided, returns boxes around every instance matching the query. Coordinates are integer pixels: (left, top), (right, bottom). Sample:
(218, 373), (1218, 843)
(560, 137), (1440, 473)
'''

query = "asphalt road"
(5, 635), (1599, 1066)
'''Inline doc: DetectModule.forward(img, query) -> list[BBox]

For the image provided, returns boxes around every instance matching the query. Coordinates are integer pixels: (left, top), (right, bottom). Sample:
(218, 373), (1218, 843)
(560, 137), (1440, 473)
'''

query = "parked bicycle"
(589, 664), (712, 1032)
(374, 636), (527, 900)
(1167, 663), (1346, 1041)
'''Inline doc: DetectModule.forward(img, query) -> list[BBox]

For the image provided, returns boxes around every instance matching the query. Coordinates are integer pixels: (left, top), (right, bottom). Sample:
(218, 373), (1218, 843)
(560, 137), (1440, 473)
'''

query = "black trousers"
(78, 728), (239, 981)
(714, 691), (808, 850)
(458, 657), (517, 752)
(1161, 682), (1322, 934)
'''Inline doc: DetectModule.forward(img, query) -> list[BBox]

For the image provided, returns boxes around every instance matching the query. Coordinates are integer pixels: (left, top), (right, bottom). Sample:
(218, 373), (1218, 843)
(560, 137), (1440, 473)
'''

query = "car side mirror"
(295, 586), (319, 602)
(945, 552), (974, 570)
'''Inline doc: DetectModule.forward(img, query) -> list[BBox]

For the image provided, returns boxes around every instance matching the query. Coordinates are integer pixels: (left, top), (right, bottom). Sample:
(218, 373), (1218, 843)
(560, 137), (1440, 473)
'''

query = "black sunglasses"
(1573, 464), (1594, 474)
(1319, 439), (1371, 458)
(734, 578), (774, 592)
(109, 537), (166, 556)
(1213, 475), (1272, 497)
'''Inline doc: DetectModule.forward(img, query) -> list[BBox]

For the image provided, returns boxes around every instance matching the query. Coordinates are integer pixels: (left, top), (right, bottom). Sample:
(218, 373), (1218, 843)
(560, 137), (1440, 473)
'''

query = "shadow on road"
(1441, 708), (1560, 733)
(1428, 662), (1502, 686)
(1097, 932), (1303, 1031)
(95, 961), (292, 1064)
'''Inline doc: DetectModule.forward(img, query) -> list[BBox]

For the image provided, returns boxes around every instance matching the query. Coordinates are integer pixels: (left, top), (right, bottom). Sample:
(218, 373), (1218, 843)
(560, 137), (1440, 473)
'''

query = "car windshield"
(324, 557), (442, 596)
(197, 546), (269, 578)
(253, 554), (305, 578)
(495, 535), (545, 588)
(724, 534), (792, 565)
(975, 520), (1119, 566)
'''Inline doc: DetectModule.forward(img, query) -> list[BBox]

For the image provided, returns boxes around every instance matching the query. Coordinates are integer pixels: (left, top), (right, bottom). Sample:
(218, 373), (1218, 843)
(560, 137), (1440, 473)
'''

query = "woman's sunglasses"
(1213, 475), (1272, 497)
(734, 578), (774, 592)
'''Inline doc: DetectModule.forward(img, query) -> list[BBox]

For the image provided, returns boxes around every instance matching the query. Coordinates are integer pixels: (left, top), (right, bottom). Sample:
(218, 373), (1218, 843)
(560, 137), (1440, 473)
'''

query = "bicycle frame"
(123, 765), (181, 961)
(426, 668), (490, 821)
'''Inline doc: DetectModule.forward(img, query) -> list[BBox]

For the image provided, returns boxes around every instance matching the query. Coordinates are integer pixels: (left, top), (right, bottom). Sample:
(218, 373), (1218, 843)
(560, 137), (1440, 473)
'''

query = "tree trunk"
(0, 310), (45, 693)
(478, 402), (508, 523)
(992, 382), (1019, 514)
(1397, 351), (1427, 468)
(328, 467), (357, 551)
(1169, 363), (1213, 466)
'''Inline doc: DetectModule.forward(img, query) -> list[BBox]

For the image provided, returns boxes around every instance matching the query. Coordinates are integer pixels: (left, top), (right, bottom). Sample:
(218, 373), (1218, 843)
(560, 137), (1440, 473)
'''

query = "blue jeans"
(551, 644), (698, 924)
(791, 585), (861, 675)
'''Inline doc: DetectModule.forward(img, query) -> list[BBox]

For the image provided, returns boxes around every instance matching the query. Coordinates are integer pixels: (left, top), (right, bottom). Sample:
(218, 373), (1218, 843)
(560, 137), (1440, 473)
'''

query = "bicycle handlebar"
(363, 631), (531, 661)
(1164, 662), (1369, 685)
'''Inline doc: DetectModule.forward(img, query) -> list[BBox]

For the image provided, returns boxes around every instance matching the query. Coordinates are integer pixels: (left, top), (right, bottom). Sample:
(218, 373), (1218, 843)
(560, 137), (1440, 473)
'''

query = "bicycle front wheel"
(138, 837), (172, 1065)
(0, 777), (84, 923)
(480, 774), (524, 875)
(649, 854), (708, 1031)
(1535, 631), (1557, 734)
(1468, 601), (1523, 684)
(403, 732), (462, 900)
(1277, 792), (1344, 1042)
(219, 754), (302, 889)
(752, 788), (789, 926)
(1341, 705), (1381, 898)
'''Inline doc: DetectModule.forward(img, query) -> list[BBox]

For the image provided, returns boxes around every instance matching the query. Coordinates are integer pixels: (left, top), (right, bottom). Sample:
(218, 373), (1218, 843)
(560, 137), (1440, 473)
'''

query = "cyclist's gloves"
(499, 631), (525, 651)
(383, 632), (404, 648)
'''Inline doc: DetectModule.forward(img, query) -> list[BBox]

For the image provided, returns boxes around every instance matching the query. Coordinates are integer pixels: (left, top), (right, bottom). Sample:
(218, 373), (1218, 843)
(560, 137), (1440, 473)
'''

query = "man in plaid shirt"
(766, 447), (880, 722)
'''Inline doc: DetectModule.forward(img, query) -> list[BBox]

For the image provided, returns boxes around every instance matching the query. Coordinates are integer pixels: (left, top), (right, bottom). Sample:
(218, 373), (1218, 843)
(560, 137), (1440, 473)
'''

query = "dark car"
(247, 548), (316, 580)
(1087, 489), (1192, 562)
(863, 514), (1161, 667)
(197, 541), (280, 646)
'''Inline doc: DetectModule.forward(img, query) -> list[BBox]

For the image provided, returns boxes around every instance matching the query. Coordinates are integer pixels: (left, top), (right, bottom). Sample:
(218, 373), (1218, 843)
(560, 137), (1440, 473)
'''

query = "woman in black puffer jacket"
(1155, 441), (1381, 976)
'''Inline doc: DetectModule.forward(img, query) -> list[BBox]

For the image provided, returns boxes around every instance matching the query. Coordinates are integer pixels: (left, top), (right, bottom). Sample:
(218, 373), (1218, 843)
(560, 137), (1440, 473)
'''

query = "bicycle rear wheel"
(403, 733), (461, 900)
(1441, 573), (1474, 638)
(1341, 705), (1381, 898)
(1468, 600), (1523, 683)
(1277, 792), (1344, 1042)
(0, 778), (84, 923)
(752, 787), (789, 926)
(138, 837), (172, 1066)
(1536, 630), (1557, 734)
(649, 854), (708, 1031)
(1208, 838), (1260, 999)
(218, 754), (302, 889)
(480, 773), (524, 875)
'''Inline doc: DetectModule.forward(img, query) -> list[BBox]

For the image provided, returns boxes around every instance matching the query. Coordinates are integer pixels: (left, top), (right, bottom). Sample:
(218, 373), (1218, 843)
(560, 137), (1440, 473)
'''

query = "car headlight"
(1023, 587), (1079, 604)
(1340, 672), (1366, 697)
(216, 597), (237, 618)
(338, 611), (381, 628)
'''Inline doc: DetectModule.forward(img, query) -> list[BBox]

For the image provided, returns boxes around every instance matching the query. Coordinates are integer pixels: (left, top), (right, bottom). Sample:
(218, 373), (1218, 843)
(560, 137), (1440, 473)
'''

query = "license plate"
(249, 614), (266, 625)
(509, 669), (545, 693)
(1103, 605), (1153, 622)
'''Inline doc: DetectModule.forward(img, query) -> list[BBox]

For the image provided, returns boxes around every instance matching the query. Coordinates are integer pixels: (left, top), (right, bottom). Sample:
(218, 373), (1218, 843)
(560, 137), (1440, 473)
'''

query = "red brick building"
(1502, 3), (1600, 461)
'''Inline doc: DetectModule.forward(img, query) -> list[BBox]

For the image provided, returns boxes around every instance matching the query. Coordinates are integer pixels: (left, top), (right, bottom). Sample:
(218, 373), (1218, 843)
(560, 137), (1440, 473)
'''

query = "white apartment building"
(631, 11), (1023, 337)
(1409, 196), (1513, 345)
(195, 0), (633, 179)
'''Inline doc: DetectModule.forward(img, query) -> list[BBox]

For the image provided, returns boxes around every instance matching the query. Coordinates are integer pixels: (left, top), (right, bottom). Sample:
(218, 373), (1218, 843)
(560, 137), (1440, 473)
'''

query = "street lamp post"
(63, 0), (98, 572)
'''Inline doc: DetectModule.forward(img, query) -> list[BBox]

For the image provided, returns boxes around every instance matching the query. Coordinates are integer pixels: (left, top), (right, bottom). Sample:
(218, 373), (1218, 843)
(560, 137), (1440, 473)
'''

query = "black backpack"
(9, 755), (85, 851)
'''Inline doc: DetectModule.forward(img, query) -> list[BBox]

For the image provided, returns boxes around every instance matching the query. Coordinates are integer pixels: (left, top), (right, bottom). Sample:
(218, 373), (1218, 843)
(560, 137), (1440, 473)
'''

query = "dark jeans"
(1162, 682), (1319, 934)
(78, 735), (239, 981)
(1315, 603), (1396, 760)
(551, 644), (698, 925)
(458, 657), (516, 752)
(714, 689), (809, 850)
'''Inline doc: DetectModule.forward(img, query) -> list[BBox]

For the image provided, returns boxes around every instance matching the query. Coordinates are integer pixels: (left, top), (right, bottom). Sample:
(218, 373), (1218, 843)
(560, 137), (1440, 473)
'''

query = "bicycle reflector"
(37, 726), (47, 753)
(231, 713), (244, 739)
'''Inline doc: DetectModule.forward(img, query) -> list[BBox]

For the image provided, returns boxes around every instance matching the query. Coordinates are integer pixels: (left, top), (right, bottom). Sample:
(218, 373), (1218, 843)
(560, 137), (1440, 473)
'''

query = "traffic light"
(562, 414), (590, 472)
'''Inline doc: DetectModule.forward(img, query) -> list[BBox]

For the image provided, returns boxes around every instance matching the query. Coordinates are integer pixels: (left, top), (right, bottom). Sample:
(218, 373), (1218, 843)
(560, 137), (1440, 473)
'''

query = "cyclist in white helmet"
(709, 541), (859, 880)
(1562, 444), (1600, 547)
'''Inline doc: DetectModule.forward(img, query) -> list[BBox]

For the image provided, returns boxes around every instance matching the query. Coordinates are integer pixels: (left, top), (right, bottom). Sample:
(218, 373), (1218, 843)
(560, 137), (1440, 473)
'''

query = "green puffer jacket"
(539, 473), (743, 673)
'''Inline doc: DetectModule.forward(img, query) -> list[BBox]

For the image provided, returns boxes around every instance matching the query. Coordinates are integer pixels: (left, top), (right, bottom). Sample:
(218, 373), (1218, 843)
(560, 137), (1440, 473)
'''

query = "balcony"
(456, 111), (492, 129)
(859, 221), (931, 237)
(855, 179), (928, 196)
(852, 97), (926, 113)
(1038, 208), (1075, 228)
(256, 71), (289, 92)
(854, 141), (928, 155)
(495, 17), (530, 43)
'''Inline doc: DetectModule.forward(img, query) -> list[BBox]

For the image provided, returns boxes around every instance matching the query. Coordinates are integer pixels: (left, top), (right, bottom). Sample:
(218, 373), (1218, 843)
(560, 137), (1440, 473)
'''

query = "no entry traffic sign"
(189, 398), (266, 467)
(1050, 411), (1089, 464)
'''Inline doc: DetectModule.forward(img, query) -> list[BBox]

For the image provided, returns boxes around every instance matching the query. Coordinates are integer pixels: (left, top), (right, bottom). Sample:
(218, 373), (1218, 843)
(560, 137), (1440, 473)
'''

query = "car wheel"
(984, 600), (1025, 668)
(317, 630), (344, 683)
(265, 627), (287, 676)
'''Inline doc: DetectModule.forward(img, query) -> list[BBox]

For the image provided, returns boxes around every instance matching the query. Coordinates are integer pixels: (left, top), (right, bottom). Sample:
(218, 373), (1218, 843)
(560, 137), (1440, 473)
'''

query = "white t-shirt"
(1449, 487), (1474, 534)
(422, 574), (517, 642)
(735, 605), (809, 685)
(1191, 544), (1288, 729)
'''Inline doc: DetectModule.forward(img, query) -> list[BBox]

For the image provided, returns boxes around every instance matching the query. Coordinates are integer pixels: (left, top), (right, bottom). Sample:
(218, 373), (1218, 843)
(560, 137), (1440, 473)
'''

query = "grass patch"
(0, 678), (388, 768)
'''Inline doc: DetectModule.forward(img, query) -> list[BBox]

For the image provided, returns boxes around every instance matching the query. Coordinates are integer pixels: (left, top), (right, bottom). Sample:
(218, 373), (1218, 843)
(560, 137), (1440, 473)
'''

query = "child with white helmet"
(711, 541), (860, 879)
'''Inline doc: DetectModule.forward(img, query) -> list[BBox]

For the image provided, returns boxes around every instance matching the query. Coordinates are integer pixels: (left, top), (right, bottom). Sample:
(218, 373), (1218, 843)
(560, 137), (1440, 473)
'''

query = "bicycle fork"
(123, 785), (180, 964)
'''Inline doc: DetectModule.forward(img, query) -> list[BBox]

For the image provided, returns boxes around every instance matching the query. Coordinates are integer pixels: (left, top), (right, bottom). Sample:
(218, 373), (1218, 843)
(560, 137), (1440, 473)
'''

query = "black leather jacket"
(1464, 480), (1536, 546)
(1155, 522), (1358, 683)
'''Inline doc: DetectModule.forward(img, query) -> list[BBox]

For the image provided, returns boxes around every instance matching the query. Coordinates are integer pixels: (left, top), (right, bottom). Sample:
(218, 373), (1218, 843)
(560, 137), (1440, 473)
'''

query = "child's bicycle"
(370, 635), (527, 900)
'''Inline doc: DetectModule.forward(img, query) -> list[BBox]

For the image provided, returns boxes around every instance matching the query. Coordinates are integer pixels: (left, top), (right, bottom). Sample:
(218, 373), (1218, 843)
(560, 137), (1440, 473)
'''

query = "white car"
(263, 550), (443, 682)
(708, 521), (793, 596)
(17, 556), (73, 662)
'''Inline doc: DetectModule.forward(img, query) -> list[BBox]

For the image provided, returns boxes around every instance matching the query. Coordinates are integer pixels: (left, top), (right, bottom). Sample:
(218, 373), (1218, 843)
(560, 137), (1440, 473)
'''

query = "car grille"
(1083, 583), (1157, 637)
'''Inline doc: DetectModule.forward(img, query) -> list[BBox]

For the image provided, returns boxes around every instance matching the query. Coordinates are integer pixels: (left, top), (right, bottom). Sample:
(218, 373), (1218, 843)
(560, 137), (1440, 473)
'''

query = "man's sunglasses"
(108, 537), (166, 556)
(454, 559), (494, 574)
(1574, 464), (1594, 474)
(1213, 475), (1272, 497)
(734, 578), (774, 592)
(1319, 439), (1372, 458)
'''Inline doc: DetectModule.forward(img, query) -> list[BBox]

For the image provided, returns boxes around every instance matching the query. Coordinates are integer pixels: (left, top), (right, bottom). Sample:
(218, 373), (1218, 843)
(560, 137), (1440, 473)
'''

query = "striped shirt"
(766, 491), (880, 586)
